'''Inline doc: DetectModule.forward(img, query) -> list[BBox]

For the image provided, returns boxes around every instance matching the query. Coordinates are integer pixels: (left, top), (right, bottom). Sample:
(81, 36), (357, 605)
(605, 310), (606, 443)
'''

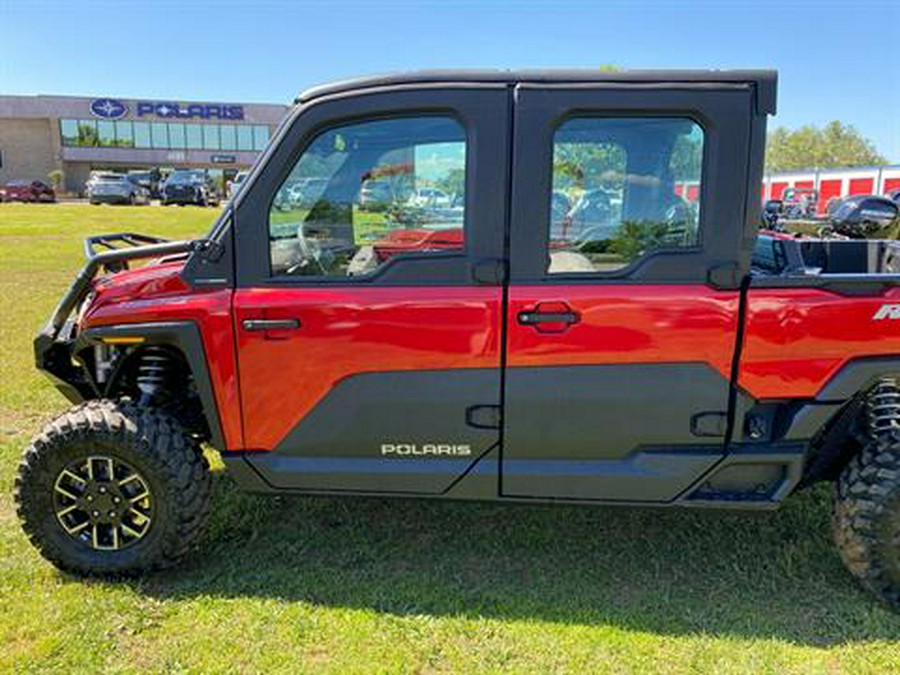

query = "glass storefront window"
(168, 123), (186, 149)
(77, 120), (98, 146)
(151, 123), (168, 149)
(59, 119), (274, 153)
(237, 125), (253, 151)
(219, 124), (237, 151)
(97, 120), (116, 147)
(134, 122), (151, 148)
(115, 121), (134, 147)
(203, 125), (220, 150)
(60, 119), (78, 146)
(253, 125), (270, 150)
(186, 125), (203, 149)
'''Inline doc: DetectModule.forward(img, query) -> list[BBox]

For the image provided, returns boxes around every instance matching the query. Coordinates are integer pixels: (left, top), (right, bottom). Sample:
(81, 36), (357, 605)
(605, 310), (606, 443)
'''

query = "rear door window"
(547, 117), (704, 274)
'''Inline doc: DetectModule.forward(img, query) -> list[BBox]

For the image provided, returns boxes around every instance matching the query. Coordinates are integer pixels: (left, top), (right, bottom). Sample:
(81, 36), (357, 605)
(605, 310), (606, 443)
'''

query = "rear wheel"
(15, 400), (211, 576)
(833, 430), (900, 609)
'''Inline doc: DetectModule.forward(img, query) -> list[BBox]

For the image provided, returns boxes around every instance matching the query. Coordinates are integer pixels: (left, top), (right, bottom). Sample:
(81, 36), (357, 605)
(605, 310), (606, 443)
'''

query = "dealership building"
(0, 94), (288, 193)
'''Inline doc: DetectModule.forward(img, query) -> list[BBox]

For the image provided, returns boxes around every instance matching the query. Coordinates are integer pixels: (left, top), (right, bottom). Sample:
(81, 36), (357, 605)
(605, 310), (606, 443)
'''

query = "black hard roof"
(297, 69), (778, 114)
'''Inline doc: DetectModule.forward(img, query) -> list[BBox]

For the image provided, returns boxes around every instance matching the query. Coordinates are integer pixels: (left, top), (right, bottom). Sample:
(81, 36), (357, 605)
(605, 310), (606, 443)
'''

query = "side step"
(680, 444), (806, 509)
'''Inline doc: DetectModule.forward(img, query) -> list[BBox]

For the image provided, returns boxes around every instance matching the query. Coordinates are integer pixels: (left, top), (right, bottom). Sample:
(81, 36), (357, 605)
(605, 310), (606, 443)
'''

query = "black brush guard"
(34, 233), (199, 388)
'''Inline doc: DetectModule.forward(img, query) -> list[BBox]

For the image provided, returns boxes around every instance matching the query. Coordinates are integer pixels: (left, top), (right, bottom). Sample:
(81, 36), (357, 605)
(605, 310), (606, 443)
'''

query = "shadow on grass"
(138, 473), (900, 646)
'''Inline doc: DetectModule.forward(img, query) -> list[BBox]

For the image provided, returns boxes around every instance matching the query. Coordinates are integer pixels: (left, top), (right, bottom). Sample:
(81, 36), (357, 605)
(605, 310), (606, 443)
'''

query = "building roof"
(297, 69), (778, 114)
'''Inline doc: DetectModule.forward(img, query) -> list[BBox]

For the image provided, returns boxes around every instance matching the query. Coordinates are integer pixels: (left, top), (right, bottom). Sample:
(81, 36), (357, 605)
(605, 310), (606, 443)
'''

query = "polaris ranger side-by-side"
(16, 71), (900, 609)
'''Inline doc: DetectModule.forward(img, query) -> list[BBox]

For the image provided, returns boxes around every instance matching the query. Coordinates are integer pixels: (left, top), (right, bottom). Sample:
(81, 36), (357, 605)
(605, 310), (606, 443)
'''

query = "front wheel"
(15, 400), (211, 576)
(833, 430), (900, 609)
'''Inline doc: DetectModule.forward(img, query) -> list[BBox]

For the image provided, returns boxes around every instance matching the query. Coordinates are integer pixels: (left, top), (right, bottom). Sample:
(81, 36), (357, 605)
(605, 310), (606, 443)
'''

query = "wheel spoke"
(60, 469), (87, 486)
(118, 473), (140, 488)
(63, 519), (90, 535)
(128, 507), (151, 525)
(54, 485), (80, 502)
(56, 504), (79, 518)
(121, 522), (145, 538)
(129, 490), (150, 505)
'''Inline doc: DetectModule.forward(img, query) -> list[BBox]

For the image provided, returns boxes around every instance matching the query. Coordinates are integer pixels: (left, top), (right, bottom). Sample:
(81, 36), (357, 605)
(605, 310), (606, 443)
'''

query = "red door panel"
(741, 287), (900, 399)
(884, 177), (900, 193)
(234, 287), (502, 450)
(771, 182), (788, 199)
(507, 285), (738, 377)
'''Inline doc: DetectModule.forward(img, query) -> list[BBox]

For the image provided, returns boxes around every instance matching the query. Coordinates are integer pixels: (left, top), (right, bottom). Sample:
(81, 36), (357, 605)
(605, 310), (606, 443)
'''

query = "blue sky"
(2, 0), (898, 161)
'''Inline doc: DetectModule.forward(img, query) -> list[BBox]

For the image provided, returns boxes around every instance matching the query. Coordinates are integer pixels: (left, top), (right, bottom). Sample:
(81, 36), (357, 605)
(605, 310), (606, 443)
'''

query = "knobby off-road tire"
(15, 400), (211, 576)
(833, 430), (900, 609)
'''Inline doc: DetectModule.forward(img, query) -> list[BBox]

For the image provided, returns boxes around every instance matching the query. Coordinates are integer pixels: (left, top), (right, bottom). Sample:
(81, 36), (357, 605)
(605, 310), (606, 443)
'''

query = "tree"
(47, 169), (64, 193)
(765, 121), (886, 172)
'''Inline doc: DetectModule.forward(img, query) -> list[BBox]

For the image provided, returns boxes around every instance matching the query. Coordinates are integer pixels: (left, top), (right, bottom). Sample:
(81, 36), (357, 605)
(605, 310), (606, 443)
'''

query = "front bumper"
(90, 193), (132, 204)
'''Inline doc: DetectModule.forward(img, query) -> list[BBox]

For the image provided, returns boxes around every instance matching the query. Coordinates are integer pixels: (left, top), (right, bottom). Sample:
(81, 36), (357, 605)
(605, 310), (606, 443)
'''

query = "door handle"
(241, 318), (301, 331)
(518, 311), (580, 325)
(517, 302), (580, 333)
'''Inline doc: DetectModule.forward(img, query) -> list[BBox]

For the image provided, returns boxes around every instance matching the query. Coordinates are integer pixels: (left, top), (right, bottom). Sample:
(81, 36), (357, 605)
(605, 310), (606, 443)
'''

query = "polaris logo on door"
(381, 443), (472, 457)
(90, 98), (128, 119)
(873, 304), (900, 320)
(135, 102), (245, 120)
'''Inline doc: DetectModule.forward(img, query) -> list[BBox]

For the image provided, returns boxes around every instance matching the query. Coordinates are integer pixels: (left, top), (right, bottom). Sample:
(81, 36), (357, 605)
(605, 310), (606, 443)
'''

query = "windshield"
(94, 174), (125, 182)
(167, 171), (205, 184)
(833, 200), (858, 219)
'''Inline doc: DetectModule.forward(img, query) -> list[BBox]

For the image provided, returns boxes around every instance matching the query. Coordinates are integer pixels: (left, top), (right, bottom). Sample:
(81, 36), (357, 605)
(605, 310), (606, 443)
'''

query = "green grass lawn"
(1, 203), (898, 673)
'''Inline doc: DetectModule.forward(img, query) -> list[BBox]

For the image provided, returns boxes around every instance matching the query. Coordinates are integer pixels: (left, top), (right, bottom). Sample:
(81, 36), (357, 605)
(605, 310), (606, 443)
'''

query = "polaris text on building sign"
(90, 99), (244, 121)
(135, 102), (244, 120)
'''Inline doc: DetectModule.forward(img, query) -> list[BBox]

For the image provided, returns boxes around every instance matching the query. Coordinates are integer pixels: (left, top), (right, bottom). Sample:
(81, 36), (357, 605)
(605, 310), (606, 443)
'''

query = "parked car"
(0, 179), (56, 203)
(227, 171), (248, 200)
(87, 173), (150, 205)
(886, 189), (900, 206)
(161, 170), (220, 206)
(826, 194), (899, 238)
(780, 187), (818, 219)
(408, 187), (451, 208)
(127, 170), (163, 200)
(18, 69), (900, 611)
(359, 179), (394, 209)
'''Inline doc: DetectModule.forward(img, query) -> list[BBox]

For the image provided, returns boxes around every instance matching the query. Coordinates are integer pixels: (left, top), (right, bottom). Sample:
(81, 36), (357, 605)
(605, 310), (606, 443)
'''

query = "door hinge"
(691, 412), (728, 437)
(466, 405), (502, 429)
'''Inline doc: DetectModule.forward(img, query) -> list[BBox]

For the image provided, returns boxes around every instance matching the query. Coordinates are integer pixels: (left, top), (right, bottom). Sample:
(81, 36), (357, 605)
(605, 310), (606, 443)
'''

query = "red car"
(0, 179), (56, 203)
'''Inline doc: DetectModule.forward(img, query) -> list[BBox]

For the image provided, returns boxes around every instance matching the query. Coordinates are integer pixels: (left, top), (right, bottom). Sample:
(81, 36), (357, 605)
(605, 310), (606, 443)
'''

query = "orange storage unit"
(818, 179), (842, 214)
(848, 178), (874, 195)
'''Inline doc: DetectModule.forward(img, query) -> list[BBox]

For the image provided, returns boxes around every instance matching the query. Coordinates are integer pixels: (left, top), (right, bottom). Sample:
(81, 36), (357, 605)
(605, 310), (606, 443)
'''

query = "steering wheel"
(285, 223), (327, 275)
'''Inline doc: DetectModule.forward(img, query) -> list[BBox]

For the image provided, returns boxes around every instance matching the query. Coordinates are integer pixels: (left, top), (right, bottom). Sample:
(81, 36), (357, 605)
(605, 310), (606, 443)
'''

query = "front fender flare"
(76, 321), (225, 450)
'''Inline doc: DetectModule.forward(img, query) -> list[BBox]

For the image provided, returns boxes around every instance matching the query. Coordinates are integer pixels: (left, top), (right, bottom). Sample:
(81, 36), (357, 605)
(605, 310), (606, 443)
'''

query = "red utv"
(15, 70), (900, 611)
